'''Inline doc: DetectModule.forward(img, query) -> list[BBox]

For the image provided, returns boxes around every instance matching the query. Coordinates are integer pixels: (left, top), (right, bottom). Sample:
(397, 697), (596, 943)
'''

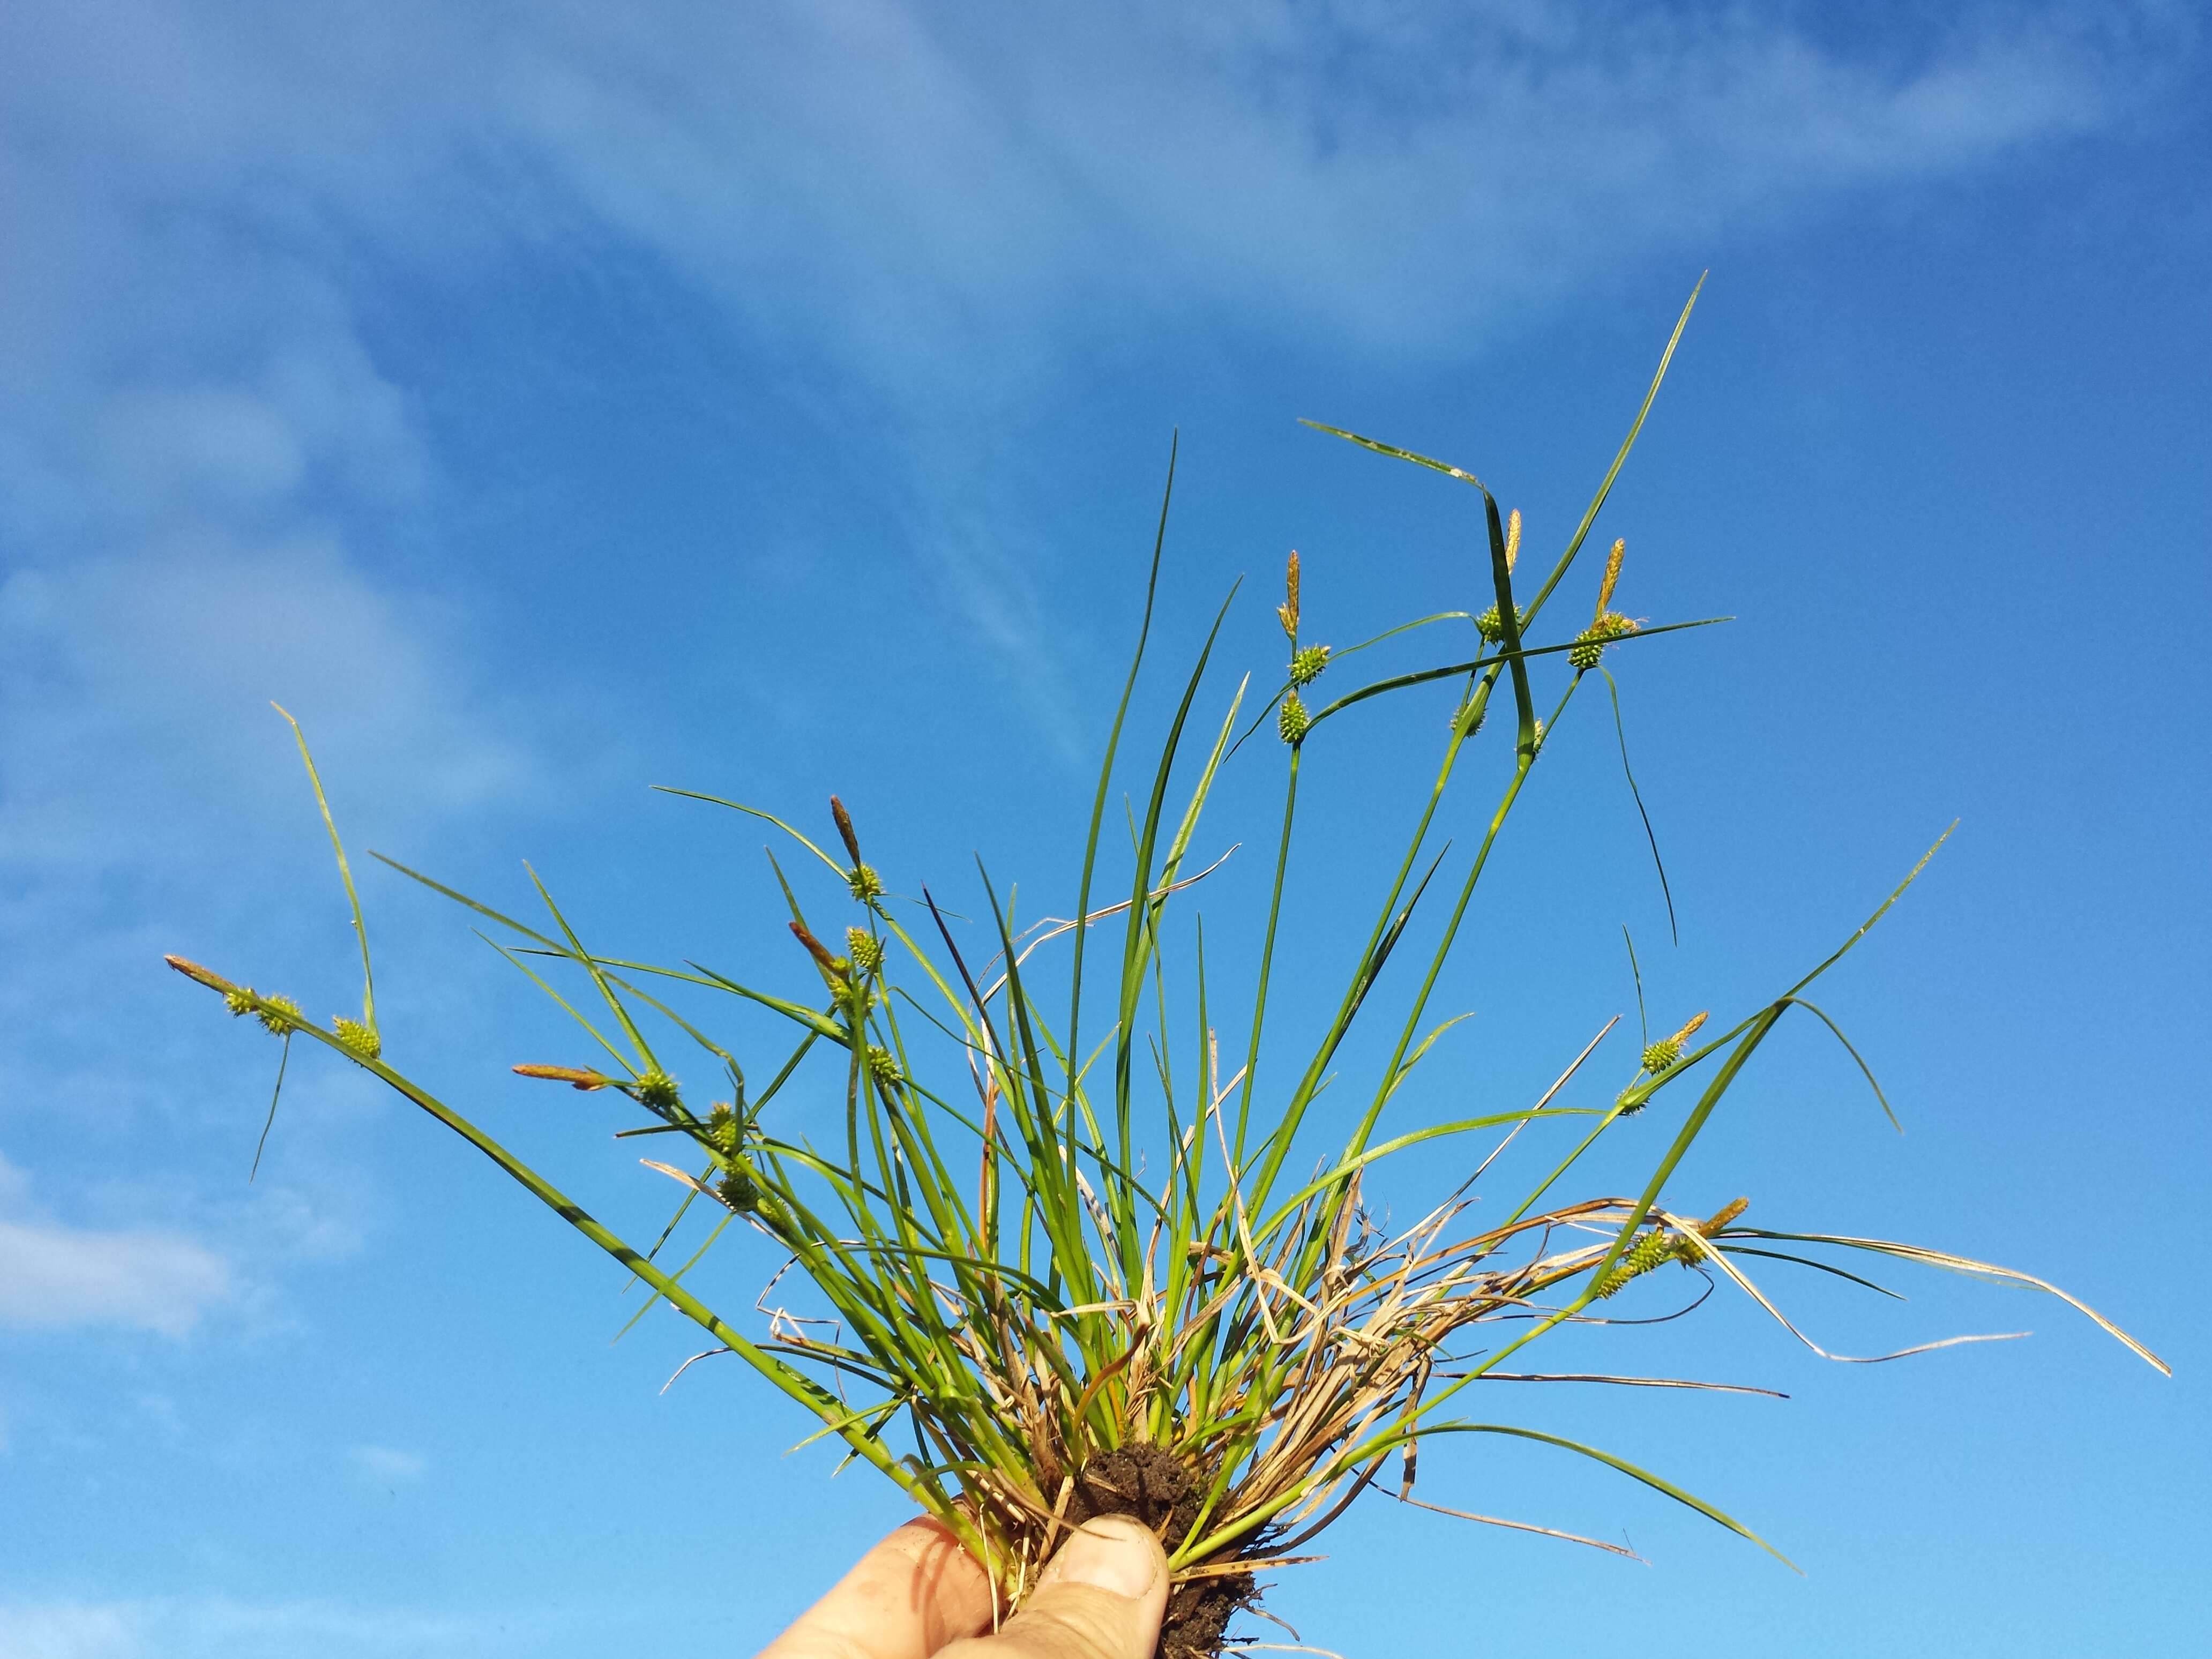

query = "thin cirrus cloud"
(0, 1153), (229, 1336)
(0, 2), (2187, 777)
(5, 3), (2184, 438)
(486, 0), (2171, 379)
(0, 1215), (232, 1339)
(348, 1445), (429, 1482)
(0, 1597), (500, 1659)
(0, 0), (2193, 1005)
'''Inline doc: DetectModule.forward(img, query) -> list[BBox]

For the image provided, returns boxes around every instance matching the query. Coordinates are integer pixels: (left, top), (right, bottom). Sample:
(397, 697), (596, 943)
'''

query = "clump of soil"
(1064, 1445), (1255, 1659)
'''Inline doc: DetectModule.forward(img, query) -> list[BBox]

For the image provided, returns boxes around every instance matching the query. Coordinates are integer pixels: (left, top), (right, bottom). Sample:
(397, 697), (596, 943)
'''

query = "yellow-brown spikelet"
(831, 795), (864, 867)
(165, 954), (240, 997)
(1504, 509), (1522, 574)
(1693, 1197), (1750, 1245)
(790, 920), (847, 981)
(1596, 537), (1625, 617)
(1277, 550), (1301, 639)
(513, 1064), (612, 1090)
(831, 797), (885, 901)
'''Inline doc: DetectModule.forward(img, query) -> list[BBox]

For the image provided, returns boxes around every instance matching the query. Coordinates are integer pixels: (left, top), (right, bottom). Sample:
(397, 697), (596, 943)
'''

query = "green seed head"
(1277, 692), (1310, 745)
(1597, 1227), (1680, 1297)
(1451, 698), (1486, 739)
(637, 1071), (681, 1110)
(1641, 1037), (1683, 1073)
(1475, 603), (1529, 645)
(865, 1044), (901, 1090)
(707, 1102), (741, 1155)
(224, 988), (256, 1018)
(332, 1017), (381, 1060)
(846, 927), (884, 976)
(1568, 637), (1603, 671)
(717, 1167), (760, 1214)
(256, 994), (302, 1036)
(1289, 643), (1331, 687)
(1615, 1085), (1646, 1116)
(847, 863), (884, 903)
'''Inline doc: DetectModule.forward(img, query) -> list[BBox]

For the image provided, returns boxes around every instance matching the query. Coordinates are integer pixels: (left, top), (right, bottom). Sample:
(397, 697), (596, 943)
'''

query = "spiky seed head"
(1596, 537), (1626, 615)
(1451, 698), (1486, 738)
(636, 1071), (681, 1110)
(1475, 603), (1528, 644)
(224, 988), (256, 1018)
(256, 994), (302, 1035)
(865, 1044), (901, 1090)
(707, 1102), (741, 1155)
(1571, 609), (1640, 671)
(1615, 1085), (1646, 1116)
(1277, 549), (1301, 639)
(717, 1167), (760, 1213)
(1290, 643), (1331, 687)
(1642, 1037), (1683, 1073)
(846, 927), (884, 975)
(846, 863), (884, 903)
(1596, 1226), (1679, 1297)
(332, 1017), (380, 1060)
(1277, 692), (1310, 745)
(1504, 507), (1522, 574)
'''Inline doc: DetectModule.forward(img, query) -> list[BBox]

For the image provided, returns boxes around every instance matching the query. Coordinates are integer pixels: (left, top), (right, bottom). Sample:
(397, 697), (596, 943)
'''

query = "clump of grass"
(168, 286), (2163, 1659)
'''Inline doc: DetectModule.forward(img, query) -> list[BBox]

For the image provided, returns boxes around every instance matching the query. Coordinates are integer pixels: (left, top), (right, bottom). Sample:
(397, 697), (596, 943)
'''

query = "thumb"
(943, 1515), (1169, 1659)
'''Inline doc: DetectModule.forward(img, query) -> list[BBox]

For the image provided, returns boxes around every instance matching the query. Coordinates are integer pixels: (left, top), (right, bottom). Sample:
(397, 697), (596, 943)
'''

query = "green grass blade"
(1069, 432), (1177, 1106)
(273, 705), (376, 1037)
(1601, 667), (1677, 945)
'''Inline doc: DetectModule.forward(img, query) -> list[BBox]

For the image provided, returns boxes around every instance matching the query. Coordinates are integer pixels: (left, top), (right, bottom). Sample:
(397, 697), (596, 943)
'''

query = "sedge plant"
(168, 286), (2164, 1659)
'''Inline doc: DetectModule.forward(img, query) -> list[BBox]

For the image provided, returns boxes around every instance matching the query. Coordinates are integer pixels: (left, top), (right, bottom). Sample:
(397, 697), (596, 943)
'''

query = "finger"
(760, 1517), (997, 1659)
(939, 1515), (1169, 1659)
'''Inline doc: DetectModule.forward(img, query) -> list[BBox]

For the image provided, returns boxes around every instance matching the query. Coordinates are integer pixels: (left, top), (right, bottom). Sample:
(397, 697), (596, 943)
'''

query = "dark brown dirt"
(1064, 1445), (1254, 1659)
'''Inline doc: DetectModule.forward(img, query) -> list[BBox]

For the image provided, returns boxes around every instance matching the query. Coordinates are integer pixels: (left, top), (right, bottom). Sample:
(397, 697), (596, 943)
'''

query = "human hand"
(758, 1514), (1170, 1659)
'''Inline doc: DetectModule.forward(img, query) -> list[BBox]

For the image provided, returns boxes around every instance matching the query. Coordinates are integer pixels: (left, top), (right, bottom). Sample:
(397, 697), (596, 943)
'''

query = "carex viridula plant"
(168, 285), (2164, 1659)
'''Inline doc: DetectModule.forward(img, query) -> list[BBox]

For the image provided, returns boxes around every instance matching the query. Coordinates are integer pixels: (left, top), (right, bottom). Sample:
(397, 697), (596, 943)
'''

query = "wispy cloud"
(348, 1444), (429, 1482)
(0, 1150), (234, 1337)
(0, 1597), (506, 1659)
(0, 0), (2198, 1266)
(2, 2), (2192, 736)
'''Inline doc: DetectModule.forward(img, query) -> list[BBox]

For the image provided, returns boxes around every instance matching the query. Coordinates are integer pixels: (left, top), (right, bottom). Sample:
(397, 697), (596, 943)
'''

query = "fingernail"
(1042, 1516), (1161, 1600)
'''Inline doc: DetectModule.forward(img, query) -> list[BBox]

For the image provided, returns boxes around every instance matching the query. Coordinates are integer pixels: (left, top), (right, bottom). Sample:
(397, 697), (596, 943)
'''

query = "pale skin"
(759, 1515), (1170, 1659)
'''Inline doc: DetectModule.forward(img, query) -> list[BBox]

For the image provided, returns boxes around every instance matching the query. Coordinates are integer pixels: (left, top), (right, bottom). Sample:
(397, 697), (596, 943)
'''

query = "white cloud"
(0, 534), (532, 874)
(479, 1), (2175, 373)
(0, 1598), (500, 1659)
(349, 1444), (429, 1482)
(0, 0), (2192, 755)
(0, 1149), (231, 1336)
(0, 1215), (232, 1337)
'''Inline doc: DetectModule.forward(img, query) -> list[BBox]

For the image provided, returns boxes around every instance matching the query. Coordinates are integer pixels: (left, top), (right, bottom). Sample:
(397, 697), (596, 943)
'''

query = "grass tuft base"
(1067, 1446), (1255, 1659)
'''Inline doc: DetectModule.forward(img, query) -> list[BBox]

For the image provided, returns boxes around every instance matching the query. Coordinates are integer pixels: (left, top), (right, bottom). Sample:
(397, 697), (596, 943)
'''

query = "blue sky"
(2, 3), (2206, 1655)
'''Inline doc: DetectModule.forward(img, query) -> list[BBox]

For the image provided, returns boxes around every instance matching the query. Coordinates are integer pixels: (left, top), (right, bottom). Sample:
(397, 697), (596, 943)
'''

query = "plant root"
(1066, 1446), (1256, 1659)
